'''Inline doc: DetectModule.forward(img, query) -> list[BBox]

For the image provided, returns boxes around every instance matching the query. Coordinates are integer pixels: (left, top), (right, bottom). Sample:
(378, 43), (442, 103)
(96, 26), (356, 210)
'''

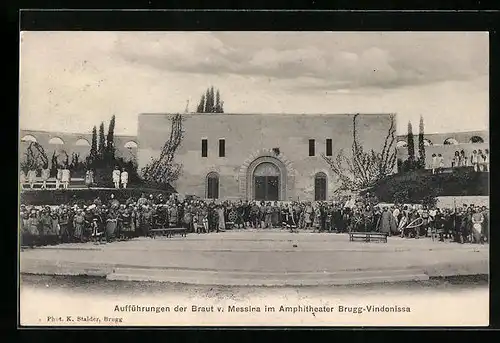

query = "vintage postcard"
(18, 31), (489, 327)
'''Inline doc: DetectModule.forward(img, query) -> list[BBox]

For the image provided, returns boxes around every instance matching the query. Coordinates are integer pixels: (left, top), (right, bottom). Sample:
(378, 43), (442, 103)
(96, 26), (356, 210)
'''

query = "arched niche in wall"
(469, 136), (484, 144)
(75, 138), (90, 146)
(21, 135), (37, 143)
(443, 138), (459, 145)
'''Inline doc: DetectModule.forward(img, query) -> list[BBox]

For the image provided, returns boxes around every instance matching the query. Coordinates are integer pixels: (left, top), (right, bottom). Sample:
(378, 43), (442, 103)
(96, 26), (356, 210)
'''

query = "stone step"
(106, 267), (429, 286)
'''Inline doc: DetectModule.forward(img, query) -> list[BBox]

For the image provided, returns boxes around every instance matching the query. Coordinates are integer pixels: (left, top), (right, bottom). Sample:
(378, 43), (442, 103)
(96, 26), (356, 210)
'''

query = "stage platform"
(20, 230), (489, 286)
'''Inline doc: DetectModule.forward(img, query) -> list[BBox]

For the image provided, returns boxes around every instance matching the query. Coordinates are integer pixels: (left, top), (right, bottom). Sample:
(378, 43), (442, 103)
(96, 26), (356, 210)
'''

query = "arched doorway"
(253, 162), (280, 201)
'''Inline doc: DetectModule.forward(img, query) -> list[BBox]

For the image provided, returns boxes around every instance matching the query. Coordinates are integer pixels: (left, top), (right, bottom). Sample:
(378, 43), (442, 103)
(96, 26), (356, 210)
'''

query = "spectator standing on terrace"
(120, 168), (129, 189)
(112, 166), (121, 189)
(459, 150), (467, 167)
(431, 153), (438, 174)
(41, 164), (50, 189)
(477, 149), (485, 172)
(451, 151), (460, 168)
(483, 149), (489, 172)
(85, 169), (94, 188)
(20, 170), (26, 189)
(56, 167), (62, 189)
(471, 150), (479, 172)
(438, 154), (444, 172)
(27, 168), (37, 189)
(61, 167), (71, 189)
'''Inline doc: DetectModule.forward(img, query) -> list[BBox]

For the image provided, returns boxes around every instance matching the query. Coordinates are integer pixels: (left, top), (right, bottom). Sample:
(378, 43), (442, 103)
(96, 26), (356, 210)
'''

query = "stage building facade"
(137, 113), (395, 202)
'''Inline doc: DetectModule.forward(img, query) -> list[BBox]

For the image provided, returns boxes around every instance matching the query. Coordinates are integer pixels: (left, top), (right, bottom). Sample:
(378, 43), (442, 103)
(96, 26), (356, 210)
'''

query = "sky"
(19, 31), (489, 136)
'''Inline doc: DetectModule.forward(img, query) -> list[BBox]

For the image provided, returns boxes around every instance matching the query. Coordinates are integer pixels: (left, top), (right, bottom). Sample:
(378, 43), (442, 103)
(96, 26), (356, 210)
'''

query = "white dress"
(120, 171), (129, 184)
(61, 169), (70, 183)
(112, 170), (121, 183)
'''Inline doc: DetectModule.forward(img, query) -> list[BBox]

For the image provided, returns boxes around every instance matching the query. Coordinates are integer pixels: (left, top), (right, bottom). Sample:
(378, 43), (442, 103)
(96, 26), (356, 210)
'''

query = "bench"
(149, 227), (188, 239)
(349, 231), (388, 243)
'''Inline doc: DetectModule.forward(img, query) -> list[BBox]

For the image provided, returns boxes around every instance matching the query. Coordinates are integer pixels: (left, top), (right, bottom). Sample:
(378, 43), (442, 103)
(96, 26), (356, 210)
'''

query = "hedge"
(366, 167), (489, 204)
(20, 187), (176, 206)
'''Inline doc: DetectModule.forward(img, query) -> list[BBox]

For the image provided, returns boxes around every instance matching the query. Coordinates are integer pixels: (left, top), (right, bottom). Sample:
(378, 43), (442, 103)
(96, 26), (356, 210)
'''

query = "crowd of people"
(432, 148), (489, 173)
(19, 192), (489, 247)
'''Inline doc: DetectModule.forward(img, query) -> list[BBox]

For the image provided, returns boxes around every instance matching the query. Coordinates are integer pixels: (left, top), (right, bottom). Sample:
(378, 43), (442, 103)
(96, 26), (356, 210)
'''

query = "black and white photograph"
(18, 30), (489, 326)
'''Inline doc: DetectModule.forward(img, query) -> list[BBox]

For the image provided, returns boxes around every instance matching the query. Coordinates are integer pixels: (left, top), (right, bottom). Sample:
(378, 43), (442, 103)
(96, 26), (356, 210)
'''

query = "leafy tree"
(418, 115), (426, 169)
(20, 142), (48, 174)
(141, 113), (184, 187)
(407, 121), (415, 161)
(322, 114), (397, 192)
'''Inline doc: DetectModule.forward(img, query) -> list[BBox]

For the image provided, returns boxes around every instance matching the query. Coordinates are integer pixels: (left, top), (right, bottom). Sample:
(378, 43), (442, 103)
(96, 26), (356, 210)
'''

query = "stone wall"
(436, 196), (489, 209)
(138, 113), (395, 201)
(20, 129), (138, 163)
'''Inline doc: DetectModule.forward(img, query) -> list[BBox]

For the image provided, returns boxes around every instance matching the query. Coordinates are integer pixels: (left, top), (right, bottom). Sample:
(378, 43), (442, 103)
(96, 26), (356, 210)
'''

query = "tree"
(196, 87), (224, 113)
(89, 125), (98, 167)
(418, 115), (426, 168)
(407, 121), (415, 161)
(20, 142), (48, 174)
(106, 115), (116, 162)
(196, 93), (205, 113)
(322, 114), (397, 192)
(204, 88), (212, 113)
(209, 86), (215, 113)
(50, 151), (58, 177)
(98, 122), (106, 163)
(215, 89), (224, 113)
(141, 113), (184, 187)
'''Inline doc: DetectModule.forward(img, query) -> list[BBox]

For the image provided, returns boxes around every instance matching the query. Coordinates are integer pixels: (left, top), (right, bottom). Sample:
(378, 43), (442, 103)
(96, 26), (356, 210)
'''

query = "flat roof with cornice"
(139, 112), (395, 117)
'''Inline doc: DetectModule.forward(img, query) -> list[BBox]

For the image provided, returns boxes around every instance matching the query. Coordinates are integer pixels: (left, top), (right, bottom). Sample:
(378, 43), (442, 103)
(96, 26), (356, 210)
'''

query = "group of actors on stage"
(19, 192), (489, 247)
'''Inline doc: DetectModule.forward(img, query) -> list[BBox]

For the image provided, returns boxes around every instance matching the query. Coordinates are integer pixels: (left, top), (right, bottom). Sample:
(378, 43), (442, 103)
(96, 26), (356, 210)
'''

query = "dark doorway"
(253, 162), (280, 201)
(255, 176), (279, 201)
(314, 172), (327, 201)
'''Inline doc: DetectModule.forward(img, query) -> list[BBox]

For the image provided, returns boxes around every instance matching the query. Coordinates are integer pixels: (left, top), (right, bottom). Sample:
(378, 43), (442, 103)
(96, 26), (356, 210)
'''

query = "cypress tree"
(98, 122), (106, 163)
(197, 94), (205, 113)
(407, 121), (415, 161)
(209, 86), (215, 113)
(90, 125), (98, 167)
(204, 89), (211, 113)
(50, 151), (58, 177)
(106, 115), (116, 162)
(215, 89), (221, 113)
(418, 115), (426, 168)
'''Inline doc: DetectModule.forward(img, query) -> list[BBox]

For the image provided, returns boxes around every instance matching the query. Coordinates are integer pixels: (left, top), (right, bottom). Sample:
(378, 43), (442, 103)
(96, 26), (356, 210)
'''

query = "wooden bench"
(349, 231), (388, 243)
(149, 227), (188, 239)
